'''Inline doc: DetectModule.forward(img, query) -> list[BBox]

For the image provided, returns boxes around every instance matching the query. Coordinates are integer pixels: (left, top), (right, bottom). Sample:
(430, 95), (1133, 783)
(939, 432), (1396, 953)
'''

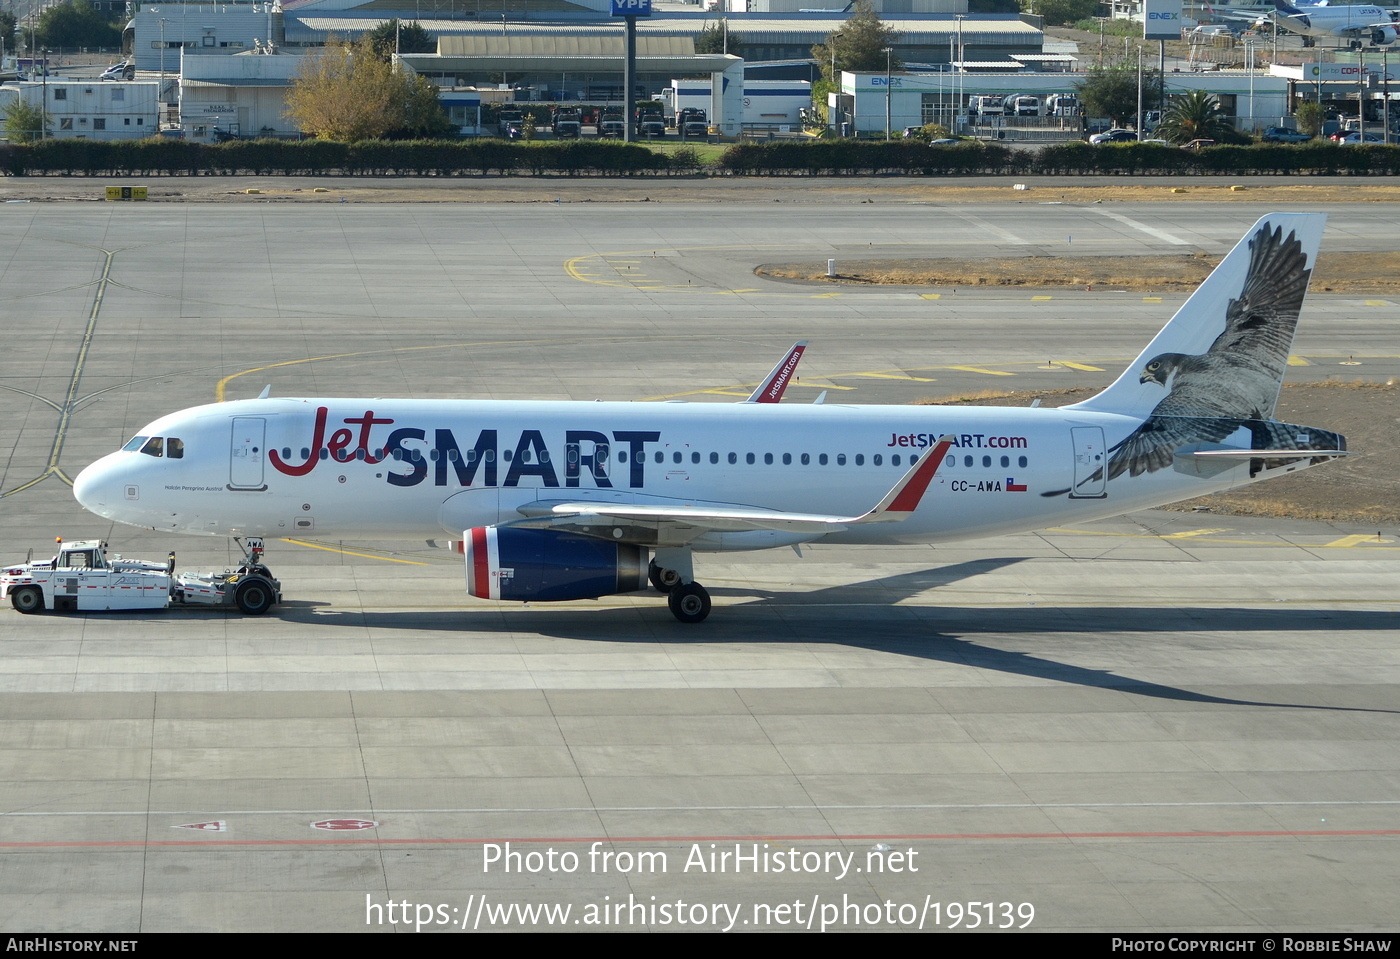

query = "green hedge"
(0, 138), (683, 177)
(4, 136), (1400, 177)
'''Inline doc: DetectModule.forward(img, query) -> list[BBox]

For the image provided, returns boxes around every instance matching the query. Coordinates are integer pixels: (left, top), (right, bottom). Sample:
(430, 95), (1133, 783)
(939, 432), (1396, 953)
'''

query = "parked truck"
(597, 111), (626, 138)
(676, 107), (708, 138)
(552, 107), (582, 139)
(636, 106), (666, 138)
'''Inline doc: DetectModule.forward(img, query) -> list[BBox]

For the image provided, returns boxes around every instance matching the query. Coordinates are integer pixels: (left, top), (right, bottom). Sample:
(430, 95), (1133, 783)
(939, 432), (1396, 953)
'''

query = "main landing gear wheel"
(667, 582), (711, 624)
(235, 579), (274, 615)
(10, 586), (44, 614)
(648, 561), (682, 593)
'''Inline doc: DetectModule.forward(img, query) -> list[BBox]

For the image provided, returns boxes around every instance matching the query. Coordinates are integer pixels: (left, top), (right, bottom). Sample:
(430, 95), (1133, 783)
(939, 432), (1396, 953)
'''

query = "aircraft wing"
(1336, 20), (1400, 35)
(511, 436), (955, 540)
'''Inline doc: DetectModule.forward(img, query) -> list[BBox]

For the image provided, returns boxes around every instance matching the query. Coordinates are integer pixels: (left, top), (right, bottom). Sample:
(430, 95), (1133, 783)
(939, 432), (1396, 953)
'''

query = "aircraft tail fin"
(1066, 213), (1324, 421)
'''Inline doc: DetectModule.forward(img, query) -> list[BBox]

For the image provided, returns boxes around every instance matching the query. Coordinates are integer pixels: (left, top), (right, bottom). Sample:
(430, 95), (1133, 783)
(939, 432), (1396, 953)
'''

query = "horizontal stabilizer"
(1183, 448), (1349, 460)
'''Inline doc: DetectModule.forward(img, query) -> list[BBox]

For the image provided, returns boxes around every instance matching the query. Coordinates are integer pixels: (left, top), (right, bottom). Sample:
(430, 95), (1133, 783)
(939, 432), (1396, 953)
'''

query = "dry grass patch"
(759, 252), (1400, 295)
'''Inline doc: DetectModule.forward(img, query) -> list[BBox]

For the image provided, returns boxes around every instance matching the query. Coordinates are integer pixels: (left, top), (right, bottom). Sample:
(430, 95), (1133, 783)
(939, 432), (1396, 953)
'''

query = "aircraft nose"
(73, 454), (123, 517)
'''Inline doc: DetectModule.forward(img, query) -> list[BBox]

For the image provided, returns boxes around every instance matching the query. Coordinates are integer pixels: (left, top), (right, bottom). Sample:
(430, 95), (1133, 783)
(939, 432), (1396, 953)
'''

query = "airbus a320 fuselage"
(73, 214), (1347, 622)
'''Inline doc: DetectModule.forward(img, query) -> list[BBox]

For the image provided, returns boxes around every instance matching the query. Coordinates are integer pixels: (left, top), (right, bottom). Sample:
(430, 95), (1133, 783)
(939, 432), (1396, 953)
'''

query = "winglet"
(746, 341), (807, 404)
(860, 436), (955, 522)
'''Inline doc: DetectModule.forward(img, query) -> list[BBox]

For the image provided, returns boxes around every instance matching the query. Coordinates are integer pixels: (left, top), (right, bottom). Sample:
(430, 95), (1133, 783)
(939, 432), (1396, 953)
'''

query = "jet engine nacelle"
(464, 527), (648, 602)
(1371, 25), (1398, 45)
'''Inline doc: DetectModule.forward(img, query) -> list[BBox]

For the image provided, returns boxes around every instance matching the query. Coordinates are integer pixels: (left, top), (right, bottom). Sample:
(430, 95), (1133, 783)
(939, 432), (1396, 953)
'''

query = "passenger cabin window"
(140, 436), (164, 457)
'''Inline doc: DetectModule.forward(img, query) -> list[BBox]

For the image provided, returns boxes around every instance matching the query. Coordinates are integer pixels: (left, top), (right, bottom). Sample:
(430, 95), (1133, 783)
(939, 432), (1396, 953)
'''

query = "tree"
(1294, 100), (1324, 138)
(695, 20), (743, 58)
(284, 37), (452, 141)
(1022, 0), (1103, 27)
(811, 0), (901, 83)
(363, 19), (437, 61)
(3, 99), (47, 143)
(398, 72), (457, 139)
(1154, 88), (1234, 144)
(1075, 62), (1162, 127)
(0, 12), (16, 54)
(35, 0), (121, 50)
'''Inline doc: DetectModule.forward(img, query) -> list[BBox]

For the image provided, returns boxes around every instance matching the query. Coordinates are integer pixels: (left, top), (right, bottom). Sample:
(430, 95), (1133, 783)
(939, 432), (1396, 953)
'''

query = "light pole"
(1358, 48), (1366, 142)
(955, 15), (966, 134)
(829, 31), (842, 133)
(40, 46), (47, 140)
(149, 9), (168, 110)
(1245, 37), (1256, 131)
(1384, 49), (1390, 145)
(884, 46), (892, 140)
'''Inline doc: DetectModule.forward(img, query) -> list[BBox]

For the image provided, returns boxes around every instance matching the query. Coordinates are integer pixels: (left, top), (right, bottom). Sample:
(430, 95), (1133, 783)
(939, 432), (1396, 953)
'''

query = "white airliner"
(1241, 0), (1399, 48)
(73, 214), (1346, 623)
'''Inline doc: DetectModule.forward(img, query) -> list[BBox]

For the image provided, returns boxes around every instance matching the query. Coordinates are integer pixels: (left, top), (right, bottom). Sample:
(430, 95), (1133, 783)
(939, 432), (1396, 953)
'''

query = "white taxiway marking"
(1095, 209), (1192, 246)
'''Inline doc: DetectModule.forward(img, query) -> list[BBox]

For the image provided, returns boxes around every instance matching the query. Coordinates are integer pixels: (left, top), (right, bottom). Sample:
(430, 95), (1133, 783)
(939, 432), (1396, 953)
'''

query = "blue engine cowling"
(464, 527), (648, 602)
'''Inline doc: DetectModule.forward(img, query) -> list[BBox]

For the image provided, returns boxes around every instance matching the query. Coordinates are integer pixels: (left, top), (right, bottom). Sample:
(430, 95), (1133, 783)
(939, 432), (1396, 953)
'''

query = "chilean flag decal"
(1006, 477), (1028, 492)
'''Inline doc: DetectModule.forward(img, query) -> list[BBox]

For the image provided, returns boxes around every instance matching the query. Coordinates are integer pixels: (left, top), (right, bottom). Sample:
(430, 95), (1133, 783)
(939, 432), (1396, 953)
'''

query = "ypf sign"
(611, 0), (651, 15)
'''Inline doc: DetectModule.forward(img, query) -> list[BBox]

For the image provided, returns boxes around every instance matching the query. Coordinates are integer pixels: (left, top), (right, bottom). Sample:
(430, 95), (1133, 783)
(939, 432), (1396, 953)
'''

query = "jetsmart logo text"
(267, 407), (658, 489)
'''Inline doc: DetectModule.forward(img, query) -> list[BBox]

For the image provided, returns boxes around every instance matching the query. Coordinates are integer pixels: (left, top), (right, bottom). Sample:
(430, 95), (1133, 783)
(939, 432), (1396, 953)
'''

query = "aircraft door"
(1070, 427), (1107, 499)
(230, 417), (267, 490)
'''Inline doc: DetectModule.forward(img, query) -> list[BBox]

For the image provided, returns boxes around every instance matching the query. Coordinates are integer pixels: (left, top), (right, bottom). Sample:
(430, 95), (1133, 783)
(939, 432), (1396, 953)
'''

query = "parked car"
(1337, 131), (1386, 145)
(1089, 129), (1137, 145)
(99, 60), (135, 81)
(1261, 126), (1312, 143)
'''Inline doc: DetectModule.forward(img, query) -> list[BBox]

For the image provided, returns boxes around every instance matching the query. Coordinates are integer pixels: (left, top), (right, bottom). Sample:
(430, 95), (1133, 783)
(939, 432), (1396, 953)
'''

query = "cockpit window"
(122, 436), (149, 452)
(140, 437), (164, 458)
(167, 437), (184, 459)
